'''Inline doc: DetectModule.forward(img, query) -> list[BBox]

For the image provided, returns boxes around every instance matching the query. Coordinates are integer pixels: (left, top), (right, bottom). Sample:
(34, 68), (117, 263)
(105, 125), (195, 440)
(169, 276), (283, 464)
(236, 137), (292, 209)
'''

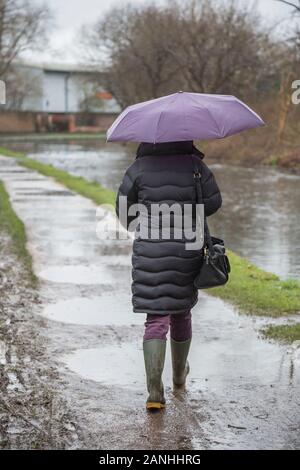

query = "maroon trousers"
(143, 311), (192, 341)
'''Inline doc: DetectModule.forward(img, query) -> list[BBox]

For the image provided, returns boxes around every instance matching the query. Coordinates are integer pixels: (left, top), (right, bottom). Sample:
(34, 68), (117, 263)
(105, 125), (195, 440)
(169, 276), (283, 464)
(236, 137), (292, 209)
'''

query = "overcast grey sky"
(31, 0), (294, 63)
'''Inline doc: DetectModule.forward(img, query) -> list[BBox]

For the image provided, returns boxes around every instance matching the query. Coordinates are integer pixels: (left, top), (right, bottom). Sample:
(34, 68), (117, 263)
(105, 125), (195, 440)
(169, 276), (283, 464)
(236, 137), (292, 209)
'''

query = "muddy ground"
(0, 155), (299, 450)
(0, 232), (78, 449)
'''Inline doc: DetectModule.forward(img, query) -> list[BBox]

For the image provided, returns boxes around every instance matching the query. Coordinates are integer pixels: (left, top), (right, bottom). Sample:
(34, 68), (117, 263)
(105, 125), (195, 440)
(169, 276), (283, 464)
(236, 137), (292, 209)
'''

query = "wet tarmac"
(0, 154), (299, 449)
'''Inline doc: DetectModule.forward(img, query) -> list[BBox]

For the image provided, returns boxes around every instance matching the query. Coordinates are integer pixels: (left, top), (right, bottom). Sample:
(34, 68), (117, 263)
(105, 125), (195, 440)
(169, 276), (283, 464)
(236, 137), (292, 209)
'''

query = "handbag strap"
(191, 155), (215, 256)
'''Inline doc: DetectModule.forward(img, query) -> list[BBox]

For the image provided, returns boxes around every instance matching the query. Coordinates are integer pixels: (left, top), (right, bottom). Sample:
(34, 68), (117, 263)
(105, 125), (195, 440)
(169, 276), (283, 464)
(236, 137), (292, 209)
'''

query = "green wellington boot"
(171, 338), (191, 388)
(143, 339), (166, 410)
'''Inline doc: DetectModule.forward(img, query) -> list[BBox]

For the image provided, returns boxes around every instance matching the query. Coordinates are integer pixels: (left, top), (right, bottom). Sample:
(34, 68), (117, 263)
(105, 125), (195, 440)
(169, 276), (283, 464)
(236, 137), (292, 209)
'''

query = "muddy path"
(0, 232), (79, 449)
(0, 155), (299, 449)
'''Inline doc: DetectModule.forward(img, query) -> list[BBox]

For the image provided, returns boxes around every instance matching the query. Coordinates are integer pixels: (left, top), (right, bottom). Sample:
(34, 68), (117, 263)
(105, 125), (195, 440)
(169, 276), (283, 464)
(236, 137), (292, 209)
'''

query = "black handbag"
(191, 157), (230, 289)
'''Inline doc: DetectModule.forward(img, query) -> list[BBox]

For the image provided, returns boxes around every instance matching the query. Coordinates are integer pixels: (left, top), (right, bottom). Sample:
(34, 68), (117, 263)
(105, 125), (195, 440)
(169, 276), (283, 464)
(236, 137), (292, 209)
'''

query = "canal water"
(5, 140), (300, 279)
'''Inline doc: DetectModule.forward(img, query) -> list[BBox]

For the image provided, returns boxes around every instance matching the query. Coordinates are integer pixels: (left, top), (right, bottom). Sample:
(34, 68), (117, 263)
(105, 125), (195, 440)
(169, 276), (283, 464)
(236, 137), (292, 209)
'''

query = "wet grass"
(0, 147), (115, 207)
(0, 180), (37, 285)
(262, 323), (300, 343)
(210, 251), (300, 318)
(0, 133), (106, 142)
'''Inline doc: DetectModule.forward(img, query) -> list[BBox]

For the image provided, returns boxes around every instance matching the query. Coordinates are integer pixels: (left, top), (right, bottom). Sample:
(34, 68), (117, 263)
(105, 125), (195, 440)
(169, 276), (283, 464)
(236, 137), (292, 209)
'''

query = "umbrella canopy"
(107, 91), (265, 143)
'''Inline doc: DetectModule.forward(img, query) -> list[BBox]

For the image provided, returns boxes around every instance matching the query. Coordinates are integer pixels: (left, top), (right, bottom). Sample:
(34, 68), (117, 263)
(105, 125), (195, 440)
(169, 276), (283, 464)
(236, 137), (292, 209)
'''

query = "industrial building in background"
(0, 62), (120, 133)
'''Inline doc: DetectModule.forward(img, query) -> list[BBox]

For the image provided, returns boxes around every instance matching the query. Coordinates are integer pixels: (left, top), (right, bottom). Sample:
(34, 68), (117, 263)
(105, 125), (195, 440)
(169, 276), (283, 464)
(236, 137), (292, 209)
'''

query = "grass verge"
(211, 251), (300, 342)
(0, 180), (37, 285)
(0, 132), (106, 142)
(210, 251), (300, 318)
(262, 324), (300, 343)
(1, 147), (299, 341)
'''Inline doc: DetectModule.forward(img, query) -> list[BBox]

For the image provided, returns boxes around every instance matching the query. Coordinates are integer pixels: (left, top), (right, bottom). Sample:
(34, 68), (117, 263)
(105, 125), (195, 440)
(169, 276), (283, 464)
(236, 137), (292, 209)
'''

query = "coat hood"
(136, 141), (204, 159)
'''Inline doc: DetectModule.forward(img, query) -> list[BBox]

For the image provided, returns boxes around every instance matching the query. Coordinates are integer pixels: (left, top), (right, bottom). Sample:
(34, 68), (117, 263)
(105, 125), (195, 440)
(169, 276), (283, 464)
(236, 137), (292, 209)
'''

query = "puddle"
(62, 295), (299, 401)
(16, 190), (75, 197)
(62, 343), (150, 389)
(32, 225), (97, 242)
(10, 178), (46, 182)
(38, 265), (111, 284)
(0, 340), (7, 365)
(62, 333), (286, 392)
(7, 372), (24, 392)
(41, 295), (143, 326)
(0, 169), (28, 173)
(36, 241), (98, 260)
(31, 240), (129, 261)
(62, 323), (300, 449)
(38, 264), (130, 285)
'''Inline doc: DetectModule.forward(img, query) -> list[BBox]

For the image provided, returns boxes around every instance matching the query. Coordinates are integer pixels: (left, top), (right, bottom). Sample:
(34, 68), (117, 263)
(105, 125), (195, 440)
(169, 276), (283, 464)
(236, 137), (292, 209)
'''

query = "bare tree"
(275, 0), (300, 143)
(166, 0), (270, 96)
(276, 0), (300, 50)
(4, 64), (43, 109)
(81, 4), (182, 107)
(276, 0), (300, 12)
(81, 0), (276, 107)
(0, 0), (50, 77)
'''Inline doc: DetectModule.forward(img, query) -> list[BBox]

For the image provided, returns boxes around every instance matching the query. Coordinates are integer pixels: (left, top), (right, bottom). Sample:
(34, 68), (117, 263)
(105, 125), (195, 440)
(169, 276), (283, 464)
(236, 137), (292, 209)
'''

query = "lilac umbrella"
(107, 91), (265, 143)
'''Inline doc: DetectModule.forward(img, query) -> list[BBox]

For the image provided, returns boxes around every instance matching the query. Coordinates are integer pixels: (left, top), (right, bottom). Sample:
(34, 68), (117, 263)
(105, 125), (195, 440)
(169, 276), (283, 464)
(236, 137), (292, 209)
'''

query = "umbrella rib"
(189, 94), (222, 137)
(204, 105), (222, 137)
(181, 94), (189, 140)
(154, 93), (179, 143)
(235, 97), (265, 125)
(107, 109), (130, 141)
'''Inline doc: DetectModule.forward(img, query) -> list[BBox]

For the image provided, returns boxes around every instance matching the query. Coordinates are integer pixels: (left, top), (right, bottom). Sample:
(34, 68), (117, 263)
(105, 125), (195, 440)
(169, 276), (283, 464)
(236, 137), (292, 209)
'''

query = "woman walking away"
(116, 140), (222, 410)
(111, 91), (263, 411)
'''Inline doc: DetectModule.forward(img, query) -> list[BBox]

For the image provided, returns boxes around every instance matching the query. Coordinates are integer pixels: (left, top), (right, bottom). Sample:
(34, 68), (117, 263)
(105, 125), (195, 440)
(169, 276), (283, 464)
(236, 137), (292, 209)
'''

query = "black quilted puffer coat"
(116, 141), (222, 315)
